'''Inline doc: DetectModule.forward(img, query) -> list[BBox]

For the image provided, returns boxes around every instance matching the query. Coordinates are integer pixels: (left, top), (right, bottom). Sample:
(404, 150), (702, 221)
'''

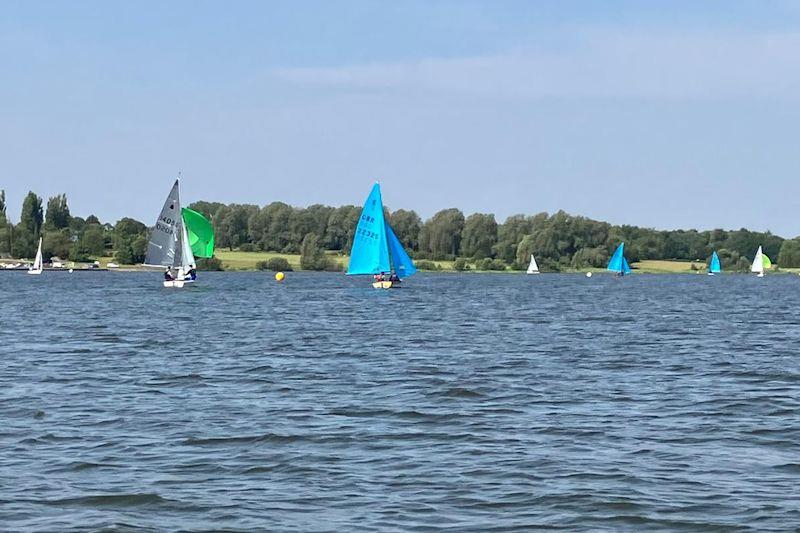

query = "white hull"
(757, 272), (764, 278)
(27, 269), (42, 275)
(707, 272), (714, 276)
(526, 271), (540, 274)
(163, 278), (195, 288)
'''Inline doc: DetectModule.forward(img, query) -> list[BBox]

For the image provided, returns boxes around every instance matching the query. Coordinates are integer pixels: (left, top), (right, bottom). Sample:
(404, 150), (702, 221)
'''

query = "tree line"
(1, 189), (798, 271)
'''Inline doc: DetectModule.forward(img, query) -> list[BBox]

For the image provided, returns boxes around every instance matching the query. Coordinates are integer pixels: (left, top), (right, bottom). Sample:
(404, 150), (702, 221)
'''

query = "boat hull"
(163, 278), (195, 288)
(372, 280), (398, 289)
(27, 270), (42, 275)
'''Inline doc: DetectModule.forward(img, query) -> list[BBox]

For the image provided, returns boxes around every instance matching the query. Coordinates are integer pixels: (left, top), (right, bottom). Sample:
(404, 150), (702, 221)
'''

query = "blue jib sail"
(347, 183), (391, 275)
(387, 224), (417, 278)
(607, 242), (631, 274)
(710, 251), (721, 273)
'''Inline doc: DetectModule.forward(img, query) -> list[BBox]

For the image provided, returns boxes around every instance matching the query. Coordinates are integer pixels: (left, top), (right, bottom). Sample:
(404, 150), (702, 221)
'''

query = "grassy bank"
(21, 252), (794, 275)
(632, 260), (702, 274)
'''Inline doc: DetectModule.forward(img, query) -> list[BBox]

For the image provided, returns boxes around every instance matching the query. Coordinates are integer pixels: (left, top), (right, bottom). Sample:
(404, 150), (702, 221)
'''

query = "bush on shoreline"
(257, 257), (293, 272)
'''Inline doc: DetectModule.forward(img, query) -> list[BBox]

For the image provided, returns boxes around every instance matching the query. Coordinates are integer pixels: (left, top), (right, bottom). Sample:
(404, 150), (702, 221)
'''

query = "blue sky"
(2, 1), (800, 235)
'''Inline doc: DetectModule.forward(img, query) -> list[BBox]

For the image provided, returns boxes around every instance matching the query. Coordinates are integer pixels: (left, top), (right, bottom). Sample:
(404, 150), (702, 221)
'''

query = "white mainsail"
(27, 237), (43, 275)
(751, 246), (764, 275)
(526, 254), (539, 274)
(177, 218), (195, 278)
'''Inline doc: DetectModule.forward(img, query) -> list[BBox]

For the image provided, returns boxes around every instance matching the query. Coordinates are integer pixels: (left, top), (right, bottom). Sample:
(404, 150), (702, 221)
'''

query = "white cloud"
(272, 29), (800, 100)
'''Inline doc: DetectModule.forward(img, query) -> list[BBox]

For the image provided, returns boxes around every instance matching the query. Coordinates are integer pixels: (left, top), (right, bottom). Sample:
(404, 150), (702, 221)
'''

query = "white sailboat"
(751, 245), (771, 278)
(144, 179), (196, 288)
(27, 237), (43, 275)
(526, 254), (539, 274)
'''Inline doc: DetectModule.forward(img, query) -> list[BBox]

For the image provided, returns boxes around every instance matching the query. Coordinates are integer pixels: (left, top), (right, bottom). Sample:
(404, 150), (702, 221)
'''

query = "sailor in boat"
(164, 267), (176, 282)
(186, 265), (197, 281)
(388, 272), (400, 283)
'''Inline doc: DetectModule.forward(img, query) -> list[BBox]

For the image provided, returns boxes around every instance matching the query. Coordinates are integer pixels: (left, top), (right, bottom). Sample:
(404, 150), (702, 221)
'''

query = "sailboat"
(708, 251), (721, 276)
(27, 237), (43, 275)
(347, 183), (416, 289)
(526, 254), (539, 274)
(751, 245), (771, 277)
(144, 178), (215, 288)
(607, 242), (631, 276)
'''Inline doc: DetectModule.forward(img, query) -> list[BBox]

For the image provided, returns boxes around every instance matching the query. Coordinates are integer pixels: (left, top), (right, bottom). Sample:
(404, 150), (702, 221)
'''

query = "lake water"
(1, 272), (799, 531)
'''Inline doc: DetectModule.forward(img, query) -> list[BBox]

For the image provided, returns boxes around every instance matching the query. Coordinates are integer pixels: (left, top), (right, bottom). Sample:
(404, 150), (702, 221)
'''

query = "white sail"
(526, 254), (539, 274)
(27, 237), (43, 275)
(178, 219), (195, 279)
(144, 179), (181, 267)
(751, 246), (764, 274)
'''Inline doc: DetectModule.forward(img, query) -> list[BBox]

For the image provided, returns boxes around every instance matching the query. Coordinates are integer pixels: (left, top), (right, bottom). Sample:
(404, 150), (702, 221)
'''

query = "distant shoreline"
(4, 252), (796, 275)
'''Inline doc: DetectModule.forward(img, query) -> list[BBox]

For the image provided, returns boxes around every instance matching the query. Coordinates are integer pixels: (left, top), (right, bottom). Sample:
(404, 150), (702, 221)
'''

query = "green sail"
(181, 208), (215, 258)
(763, 254), (772, 269)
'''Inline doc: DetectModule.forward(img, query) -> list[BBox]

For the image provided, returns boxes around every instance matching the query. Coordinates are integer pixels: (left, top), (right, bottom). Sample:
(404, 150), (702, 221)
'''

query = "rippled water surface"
(2, 271), (800, 531)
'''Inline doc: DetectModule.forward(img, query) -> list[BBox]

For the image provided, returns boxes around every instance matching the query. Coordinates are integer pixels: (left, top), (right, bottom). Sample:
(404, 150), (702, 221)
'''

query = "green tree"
(16, 191), (43, 257)
(222, 205), (254, 250)
(43, 229), (72, 259)
(778, 238), (800, 268)
(249, 202), (294, 252)
(492, 214), (533, 263)
(418, 208), (465, 259)
(291, 204), (333, 246)
(300, 233), (328, 270)
(20, 191), (44, 235)
(113, 217), (148, 264)
(323, 205), (360, 251)
(388, 209), (422, 252)
(81, 224), (107, 256)
(44, 194), (71, 230)
(461, 213), (498, 259)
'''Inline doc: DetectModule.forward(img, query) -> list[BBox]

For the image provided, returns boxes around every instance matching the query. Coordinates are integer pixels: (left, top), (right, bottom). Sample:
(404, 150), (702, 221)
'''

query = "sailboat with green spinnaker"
(144, 178), (215, 288)
(751, 246), (771, 278)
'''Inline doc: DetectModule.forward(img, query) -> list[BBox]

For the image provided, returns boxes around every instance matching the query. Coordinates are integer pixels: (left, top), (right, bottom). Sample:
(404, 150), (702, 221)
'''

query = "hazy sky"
(2, 1), (800, 235)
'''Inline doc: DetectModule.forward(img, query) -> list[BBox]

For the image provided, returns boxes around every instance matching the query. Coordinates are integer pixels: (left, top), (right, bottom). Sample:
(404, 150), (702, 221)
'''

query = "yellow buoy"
(275, 272), (285, 281)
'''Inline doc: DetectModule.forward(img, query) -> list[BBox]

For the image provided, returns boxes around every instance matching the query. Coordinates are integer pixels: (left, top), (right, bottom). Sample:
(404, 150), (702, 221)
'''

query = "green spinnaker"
(763, 254), (772, 269)
(181, 207), (215, 258)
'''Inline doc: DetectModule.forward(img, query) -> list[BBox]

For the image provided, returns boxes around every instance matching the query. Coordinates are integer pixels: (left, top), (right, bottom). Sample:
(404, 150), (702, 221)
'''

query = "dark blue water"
(2, 272), (799, 531)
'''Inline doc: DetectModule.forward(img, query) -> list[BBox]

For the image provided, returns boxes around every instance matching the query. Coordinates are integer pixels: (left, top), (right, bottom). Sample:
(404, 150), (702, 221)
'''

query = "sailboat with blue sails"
(347, 183), (417, 289)
(708, 251), (721, 276)
(607, 242), (631, 276)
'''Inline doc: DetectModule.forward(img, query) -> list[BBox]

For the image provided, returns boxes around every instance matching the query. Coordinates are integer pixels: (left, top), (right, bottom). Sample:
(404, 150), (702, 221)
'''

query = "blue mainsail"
(607, 242), (631, 274)
(347, 183), (391, 275)
(709, 251), (721, 273)
(387, 225), (417, 278)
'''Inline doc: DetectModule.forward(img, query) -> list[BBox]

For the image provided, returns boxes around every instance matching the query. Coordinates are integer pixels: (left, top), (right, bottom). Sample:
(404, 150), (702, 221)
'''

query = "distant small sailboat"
(708, 251), (721, 276)
(526, 254), (539, 274)
(27, 237), (43, 275)
(347, 182), (416, 289)
(607, 242), (631, 276)
(751, 245), (771, 277)
(144, 178), (215, 288)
